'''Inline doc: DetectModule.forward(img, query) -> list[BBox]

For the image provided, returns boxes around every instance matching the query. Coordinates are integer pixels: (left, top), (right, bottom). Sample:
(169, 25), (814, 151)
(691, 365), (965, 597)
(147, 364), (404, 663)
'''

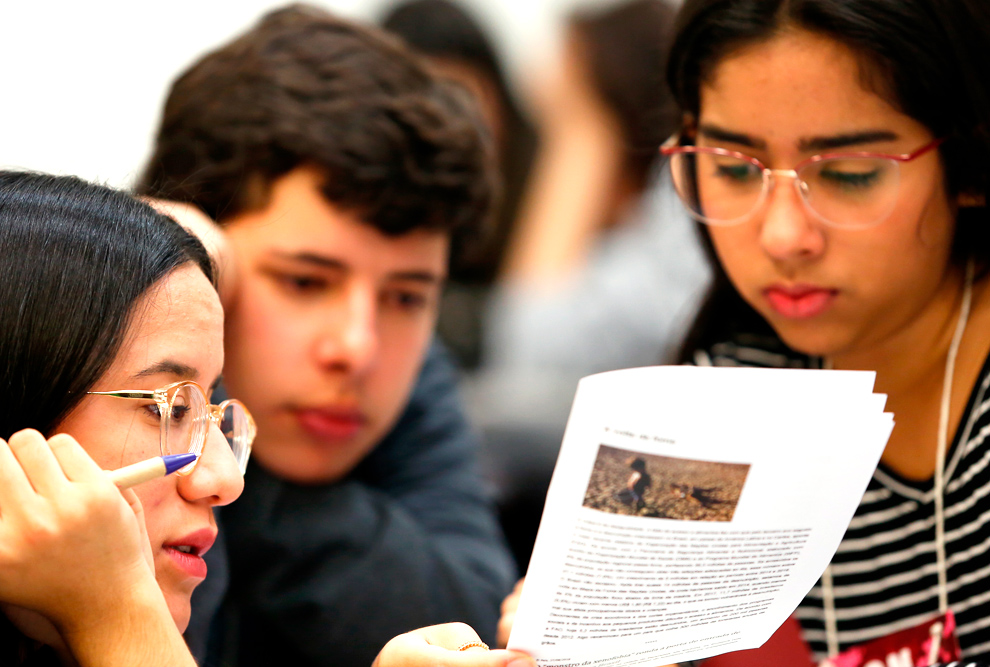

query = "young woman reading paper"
(500, 0), (990, 664)
(659, 0), (990, 662)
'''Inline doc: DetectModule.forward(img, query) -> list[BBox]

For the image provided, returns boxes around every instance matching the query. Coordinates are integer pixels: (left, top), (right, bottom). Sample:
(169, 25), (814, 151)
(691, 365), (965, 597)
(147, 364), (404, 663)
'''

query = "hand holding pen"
(0, 429), (171, 630)
(109, 452), (199, 488)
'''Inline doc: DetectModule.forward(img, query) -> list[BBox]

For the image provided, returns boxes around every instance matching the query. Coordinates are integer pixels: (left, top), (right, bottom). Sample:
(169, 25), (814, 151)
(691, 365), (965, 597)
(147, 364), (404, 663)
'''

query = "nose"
(757, 171), (826, 264)
(177, 425), (244, 506)
(313, 282), (378, 376)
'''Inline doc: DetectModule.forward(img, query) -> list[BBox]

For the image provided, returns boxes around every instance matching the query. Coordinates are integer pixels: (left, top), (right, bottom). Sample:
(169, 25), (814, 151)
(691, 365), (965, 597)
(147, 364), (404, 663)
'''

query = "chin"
(255, 445), (356, 484)
(253, 428), (384, 484)
(775, 328), (850, 359)
(163, 590), (192, 633)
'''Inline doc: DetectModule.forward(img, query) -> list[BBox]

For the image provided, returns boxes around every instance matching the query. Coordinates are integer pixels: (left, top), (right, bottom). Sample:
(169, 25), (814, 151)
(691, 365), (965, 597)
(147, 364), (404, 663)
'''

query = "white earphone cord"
(821, 258), (974, 658)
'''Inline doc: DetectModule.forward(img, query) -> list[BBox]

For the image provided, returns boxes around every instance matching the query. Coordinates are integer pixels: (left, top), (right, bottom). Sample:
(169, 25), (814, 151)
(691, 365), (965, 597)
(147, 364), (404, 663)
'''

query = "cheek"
(908, 193), (955, 256)
(852, 189), (955, 292)
(876, 164), (954, 251)
(225, 286), (303, 383)
(372, 320), (433, 403)
(708, 227), (759, 291)
(132, 482), (171, 548)
(57, 404), (158, 470)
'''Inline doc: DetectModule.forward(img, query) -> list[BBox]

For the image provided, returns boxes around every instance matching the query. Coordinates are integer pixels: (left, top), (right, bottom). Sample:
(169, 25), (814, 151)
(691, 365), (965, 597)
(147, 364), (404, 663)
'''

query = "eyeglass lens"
(164, 385), (252, 472)
(219, 401), (253, 473)
(668, 152), (901, 227)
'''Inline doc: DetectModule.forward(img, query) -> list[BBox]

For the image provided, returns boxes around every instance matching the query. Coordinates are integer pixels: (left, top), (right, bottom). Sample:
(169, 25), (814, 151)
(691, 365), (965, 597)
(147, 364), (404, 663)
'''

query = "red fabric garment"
(702, 616), (815, 667)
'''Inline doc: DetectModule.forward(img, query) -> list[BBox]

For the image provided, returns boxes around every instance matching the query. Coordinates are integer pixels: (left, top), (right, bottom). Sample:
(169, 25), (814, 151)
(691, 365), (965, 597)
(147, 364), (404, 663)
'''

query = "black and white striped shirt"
(696, 337), (990, 662)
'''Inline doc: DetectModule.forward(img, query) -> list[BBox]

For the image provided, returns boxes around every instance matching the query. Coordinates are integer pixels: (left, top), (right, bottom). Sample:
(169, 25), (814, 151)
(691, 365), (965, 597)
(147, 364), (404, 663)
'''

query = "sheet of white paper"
(507, 366), (893, 667)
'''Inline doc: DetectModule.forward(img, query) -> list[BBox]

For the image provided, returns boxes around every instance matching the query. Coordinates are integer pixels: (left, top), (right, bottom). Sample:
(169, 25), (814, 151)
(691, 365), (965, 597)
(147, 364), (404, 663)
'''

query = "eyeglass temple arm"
(86, 390), (158, 399)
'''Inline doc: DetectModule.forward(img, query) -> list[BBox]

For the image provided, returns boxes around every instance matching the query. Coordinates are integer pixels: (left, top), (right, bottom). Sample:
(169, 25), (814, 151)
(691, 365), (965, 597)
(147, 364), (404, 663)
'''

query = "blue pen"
(108, 453), (199, 488)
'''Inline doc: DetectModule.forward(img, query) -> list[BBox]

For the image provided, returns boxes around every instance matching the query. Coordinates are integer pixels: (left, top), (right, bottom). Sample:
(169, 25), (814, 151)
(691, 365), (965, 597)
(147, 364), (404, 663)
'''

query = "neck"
(829, 264), (990, 479)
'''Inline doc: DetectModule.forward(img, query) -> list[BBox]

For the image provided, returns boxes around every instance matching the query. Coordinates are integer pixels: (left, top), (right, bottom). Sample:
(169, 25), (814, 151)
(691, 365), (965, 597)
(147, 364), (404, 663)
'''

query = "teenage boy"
(138, 6), (516, 666)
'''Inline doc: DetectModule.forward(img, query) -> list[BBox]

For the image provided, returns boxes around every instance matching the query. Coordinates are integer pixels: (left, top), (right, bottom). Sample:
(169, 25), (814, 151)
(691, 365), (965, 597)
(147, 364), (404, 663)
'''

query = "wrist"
(58, 584), (195, 667)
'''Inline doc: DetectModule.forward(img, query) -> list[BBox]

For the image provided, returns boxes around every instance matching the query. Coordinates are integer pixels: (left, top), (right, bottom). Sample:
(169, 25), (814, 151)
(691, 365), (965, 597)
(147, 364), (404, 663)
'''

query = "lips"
(764, 285), (838, 319)
(295, 406), (366, 442)
(163, 528), (216, 580)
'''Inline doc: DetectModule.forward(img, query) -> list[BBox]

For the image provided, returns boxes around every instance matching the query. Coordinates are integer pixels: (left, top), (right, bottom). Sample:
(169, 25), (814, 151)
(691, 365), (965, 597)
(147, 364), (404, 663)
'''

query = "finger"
(413, 621), (484, 649)
(376, 624), (536, 667)
(7, 429), (69, 495)
(377, 639), (534, 667)
(0, 437), (36, 511)
(502, 579), (525, 615)
(46, 433), (105, 483)
(120, 488), (155, 574)
(120, 488), (147, 535)
(120, 488), (144, 521)
(498, 579), (525, 648)
(497, 610), (515, 649)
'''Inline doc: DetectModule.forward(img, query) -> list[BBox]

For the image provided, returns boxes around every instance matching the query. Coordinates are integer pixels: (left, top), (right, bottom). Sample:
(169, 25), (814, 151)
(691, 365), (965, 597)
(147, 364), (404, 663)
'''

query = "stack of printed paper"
(508, 365), (893, 667)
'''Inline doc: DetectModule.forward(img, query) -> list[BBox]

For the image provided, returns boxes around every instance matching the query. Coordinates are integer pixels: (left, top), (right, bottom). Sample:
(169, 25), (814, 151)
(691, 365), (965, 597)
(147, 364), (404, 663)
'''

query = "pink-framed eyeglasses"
(660, 136), (944, 228)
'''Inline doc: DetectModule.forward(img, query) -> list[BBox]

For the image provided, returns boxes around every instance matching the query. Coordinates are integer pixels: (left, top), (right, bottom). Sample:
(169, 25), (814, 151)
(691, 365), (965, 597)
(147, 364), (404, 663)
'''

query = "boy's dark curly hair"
(136, 3), (496, 237)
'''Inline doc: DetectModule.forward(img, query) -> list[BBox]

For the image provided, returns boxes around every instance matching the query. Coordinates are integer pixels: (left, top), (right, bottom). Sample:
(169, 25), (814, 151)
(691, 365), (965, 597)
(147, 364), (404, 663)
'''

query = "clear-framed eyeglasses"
(87, 380), (255, 475)
(660, 136), (944, 228)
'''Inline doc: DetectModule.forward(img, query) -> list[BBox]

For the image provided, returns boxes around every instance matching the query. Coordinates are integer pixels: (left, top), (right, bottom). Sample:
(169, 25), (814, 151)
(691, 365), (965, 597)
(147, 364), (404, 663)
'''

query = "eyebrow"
(270, 251), (443, 284)
(798, 130), (899, 152)
(133, 360), (196, 380)
(697, 124), (766, 150)
(131, 362), (221, 393)
(272, 251), (346, 271)
(388, 271), (444, 285)
(697, 124), (900, 153)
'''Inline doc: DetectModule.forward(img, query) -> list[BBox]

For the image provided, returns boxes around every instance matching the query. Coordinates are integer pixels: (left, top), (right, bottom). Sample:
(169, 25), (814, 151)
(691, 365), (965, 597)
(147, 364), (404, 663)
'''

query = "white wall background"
(0, 0), (627, 189)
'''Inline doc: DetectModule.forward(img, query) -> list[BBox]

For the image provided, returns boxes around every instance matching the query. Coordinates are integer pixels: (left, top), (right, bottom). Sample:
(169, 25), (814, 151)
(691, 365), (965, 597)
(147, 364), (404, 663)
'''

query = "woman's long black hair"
(668, 0), (990, 359)
(0, 171), (214, 439)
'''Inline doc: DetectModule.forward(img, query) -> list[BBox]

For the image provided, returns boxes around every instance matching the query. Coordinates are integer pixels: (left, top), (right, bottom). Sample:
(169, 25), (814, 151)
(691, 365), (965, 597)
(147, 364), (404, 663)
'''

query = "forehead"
(225, 167), (449, 274)
(99, 264), (225, 388)
(699, 30), (926, 148)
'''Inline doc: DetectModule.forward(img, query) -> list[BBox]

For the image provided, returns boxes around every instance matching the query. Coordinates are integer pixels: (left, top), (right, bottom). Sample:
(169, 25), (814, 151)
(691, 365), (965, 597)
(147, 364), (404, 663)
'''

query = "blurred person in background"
(466, 0), (712, 571)
(379, 0), (538, 370)
(138, 5), (516, 666)
(488, 0), (709, 388)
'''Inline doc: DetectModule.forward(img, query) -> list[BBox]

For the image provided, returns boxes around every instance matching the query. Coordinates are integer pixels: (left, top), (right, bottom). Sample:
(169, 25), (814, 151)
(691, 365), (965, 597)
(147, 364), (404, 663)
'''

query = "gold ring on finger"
(457, 641), (490, 651)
